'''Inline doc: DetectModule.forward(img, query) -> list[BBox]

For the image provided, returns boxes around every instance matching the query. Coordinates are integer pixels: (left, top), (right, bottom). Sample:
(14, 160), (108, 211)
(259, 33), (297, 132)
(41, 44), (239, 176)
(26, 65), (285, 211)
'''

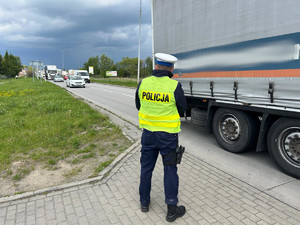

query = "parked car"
(54, 75), (64, 82)
(66, 76), (85, 88)
(64, 74), (69, 80)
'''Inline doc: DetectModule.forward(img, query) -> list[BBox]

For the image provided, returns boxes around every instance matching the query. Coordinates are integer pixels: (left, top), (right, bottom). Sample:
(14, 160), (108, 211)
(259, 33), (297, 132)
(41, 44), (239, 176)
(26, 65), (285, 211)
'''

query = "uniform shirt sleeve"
(135, 81), (142, 110)
(174, 82), (187, 116)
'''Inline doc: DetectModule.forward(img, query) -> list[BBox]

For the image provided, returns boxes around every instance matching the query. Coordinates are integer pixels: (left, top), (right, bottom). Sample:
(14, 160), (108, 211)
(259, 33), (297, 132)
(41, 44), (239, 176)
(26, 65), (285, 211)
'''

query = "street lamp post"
(137, 0), (142, 84)
(61, 50), (65, 71)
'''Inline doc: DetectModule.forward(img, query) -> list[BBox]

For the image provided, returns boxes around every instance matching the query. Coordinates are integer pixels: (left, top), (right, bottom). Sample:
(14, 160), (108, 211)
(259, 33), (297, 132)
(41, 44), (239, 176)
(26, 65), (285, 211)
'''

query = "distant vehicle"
(54, 75), (64, 82)
(62, 70), (68, 79)
(68, 69), (76, 76)
(69, 69), (90, 83)
(66, 75), (85, 88)
(45, 65), (58, 80)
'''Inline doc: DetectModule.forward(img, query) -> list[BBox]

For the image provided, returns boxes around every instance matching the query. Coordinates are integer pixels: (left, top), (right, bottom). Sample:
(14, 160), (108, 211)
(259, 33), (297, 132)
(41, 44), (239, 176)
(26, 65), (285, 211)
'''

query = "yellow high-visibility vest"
(138, 76), (181, 133)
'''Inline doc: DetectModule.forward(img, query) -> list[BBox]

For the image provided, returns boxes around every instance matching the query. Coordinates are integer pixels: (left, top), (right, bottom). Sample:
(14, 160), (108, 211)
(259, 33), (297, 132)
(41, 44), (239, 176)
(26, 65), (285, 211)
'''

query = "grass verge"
(0, 78), (132, 182)
(90, 77), (138, 87)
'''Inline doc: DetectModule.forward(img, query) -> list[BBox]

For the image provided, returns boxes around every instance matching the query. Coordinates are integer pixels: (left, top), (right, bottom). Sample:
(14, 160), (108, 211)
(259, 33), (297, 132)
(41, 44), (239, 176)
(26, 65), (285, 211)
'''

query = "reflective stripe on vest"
(139, 120), (181, 128)
(138, 76), (180, 133)
(139, 112), (180, 121)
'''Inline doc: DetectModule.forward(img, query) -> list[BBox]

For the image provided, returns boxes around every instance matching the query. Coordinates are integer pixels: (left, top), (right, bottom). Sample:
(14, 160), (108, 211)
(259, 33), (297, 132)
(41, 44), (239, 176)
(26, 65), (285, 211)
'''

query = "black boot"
(166, 204), (186, 222)
(141, 204), (149, 212)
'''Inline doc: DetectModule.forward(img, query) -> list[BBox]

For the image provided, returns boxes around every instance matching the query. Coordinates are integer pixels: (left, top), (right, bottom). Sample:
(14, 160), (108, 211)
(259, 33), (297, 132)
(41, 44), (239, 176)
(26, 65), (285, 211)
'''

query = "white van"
(74, 70), (90, 83)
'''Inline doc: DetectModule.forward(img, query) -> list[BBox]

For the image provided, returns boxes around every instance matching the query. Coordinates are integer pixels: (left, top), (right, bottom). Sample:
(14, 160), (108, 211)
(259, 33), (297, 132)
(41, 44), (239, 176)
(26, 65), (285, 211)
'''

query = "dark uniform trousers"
(139, 129), (179, 206)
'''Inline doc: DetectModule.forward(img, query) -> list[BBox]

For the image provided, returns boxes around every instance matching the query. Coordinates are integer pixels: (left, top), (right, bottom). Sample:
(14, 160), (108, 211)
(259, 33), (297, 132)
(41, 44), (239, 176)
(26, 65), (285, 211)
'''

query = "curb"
(0, 141), (140, 204)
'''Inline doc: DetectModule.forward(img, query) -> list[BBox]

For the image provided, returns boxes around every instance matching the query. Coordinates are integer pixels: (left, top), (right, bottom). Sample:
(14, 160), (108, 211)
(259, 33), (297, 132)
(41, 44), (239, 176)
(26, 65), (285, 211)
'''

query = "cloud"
(5, 34), (53, 43)
(85, 0), (132, 7)
(0, 0), (152, 69)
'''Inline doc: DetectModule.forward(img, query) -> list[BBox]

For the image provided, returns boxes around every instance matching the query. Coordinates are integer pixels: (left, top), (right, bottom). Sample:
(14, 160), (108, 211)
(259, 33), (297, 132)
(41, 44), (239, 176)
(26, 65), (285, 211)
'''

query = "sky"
(0, 0), (152, 70)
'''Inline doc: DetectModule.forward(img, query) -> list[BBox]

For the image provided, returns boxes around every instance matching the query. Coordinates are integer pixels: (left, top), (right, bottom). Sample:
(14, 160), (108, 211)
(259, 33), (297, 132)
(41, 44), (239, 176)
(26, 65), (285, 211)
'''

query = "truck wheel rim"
(219, 114), (241, 143)
(279, 127), (300, 166)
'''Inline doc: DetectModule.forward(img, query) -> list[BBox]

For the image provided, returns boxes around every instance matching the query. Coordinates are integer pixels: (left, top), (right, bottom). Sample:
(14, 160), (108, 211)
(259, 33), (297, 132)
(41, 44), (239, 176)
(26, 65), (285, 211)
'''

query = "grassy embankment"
(0, 78), (132, 180)
(91, 77), (138, 88)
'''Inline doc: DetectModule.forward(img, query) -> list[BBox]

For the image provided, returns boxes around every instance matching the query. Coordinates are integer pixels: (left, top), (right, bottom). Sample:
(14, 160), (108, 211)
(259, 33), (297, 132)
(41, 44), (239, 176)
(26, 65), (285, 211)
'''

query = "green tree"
(139, 57), (153, 78)
(1, 51), (13, 76)
(26, 66), (34, 77)
(1, 51), (22, 77)
(11, 55), (22, 75)
(99, 54), (114, 77)
(116, 57), (138, 78)
(83, 56), (100, 75)
(145, 56), (153, 76)
(82, 55), (152, 78)
(140, 60), (148, 78)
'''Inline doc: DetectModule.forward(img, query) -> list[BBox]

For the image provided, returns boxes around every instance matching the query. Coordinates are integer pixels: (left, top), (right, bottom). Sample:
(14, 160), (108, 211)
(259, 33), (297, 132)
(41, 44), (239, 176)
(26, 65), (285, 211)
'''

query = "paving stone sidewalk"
(0, 143), (299, 225)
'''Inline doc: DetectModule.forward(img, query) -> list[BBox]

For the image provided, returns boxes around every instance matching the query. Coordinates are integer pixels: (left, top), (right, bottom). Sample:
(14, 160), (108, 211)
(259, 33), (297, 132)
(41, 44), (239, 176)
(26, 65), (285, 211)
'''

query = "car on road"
(66, 75), (85, 88)
(54, 75), (64, 82)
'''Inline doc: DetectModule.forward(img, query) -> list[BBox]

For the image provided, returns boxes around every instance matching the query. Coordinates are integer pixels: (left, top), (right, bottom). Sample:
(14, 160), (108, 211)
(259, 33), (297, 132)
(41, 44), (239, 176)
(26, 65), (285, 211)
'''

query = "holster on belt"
(163, 145), (185, 166)
(175, 145), (185, 164)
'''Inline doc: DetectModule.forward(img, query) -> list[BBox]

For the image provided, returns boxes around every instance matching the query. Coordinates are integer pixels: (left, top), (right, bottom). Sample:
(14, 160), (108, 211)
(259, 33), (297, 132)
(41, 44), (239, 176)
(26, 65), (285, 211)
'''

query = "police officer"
(135, 53), (187, 222)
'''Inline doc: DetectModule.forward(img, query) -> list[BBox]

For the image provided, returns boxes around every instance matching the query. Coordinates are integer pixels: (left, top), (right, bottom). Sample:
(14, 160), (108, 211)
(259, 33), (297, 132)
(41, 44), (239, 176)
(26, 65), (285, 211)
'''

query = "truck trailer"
(152, 0), (300, 178)
(45, 65), (58, 80)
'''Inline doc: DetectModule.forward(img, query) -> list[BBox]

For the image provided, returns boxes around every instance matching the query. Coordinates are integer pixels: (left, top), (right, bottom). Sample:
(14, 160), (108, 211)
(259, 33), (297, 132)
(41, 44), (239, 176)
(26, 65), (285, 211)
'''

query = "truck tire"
(267, 117), (300, 179)
(212, 108), (258, 153)
(191, 108), (206, 127)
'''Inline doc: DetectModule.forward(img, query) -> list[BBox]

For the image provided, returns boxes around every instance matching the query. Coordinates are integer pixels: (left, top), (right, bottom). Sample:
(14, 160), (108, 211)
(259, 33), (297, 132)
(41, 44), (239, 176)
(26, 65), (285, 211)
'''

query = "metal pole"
(151, 0), (155, 70)
(61, 50), (65, 70)
(36, 65), (39, 82)
(137, 0), (142, 84)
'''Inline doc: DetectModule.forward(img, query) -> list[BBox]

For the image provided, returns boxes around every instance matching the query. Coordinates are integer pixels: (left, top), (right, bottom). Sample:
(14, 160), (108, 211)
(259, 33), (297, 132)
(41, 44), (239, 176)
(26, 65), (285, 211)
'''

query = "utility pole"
(151, 0), (155, 70)
(61, 50), (65, 70)
(137, 0), (142, 84)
